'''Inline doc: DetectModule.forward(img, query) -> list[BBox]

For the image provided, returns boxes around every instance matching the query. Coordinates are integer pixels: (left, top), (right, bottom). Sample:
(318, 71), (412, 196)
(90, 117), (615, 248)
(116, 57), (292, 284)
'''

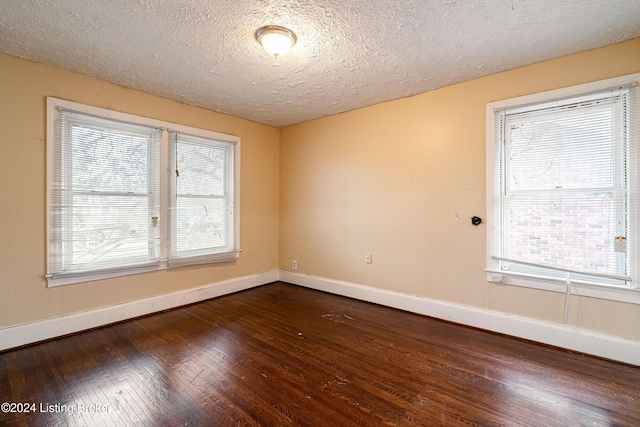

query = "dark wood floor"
(1, 282), (639, 426)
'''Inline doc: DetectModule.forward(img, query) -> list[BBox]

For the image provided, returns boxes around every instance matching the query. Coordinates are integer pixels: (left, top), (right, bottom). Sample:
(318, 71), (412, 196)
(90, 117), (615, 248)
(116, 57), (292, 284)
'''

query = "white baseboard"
(279, 271), (640, 366)
(0, 270), (278, 352)
(3, 270), (638, 366)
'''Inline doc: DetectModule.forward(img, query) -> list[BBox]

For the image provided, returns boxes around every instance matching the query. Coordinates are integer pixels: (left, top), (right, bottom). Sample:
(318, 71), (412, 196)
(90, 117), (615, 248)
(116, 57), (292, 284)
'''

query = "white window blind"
(46, 98), (241, 286)
(168, 132), (239, 266)
(489, 83), (638, 288)
(48, 109), (162, 279)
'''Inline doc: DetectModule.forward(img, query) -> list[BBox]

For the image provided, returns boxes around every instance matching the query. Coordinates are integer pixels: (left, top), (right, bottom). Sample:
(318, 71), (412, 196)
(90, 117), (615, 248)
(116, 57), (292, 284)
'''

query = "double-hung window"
(486, 74), (639, 302)
(168, 132), (236, 266)
(46, 98), (240, 287)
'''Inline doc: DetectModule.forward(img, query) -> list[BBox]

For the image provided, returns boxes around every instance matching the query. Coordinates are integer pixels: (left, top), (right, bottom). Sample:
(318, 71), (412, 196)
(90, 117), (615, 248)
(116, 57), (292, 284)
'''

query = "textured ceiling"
(1, 0), (639, 128)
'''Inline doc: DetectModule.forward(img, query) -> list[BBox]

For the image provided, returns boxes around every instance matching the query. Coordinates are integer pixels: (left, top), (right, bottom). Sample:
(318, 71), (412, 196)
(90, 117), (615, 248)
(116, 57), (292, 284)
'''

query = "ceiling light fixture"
(255, 25), (297, 58)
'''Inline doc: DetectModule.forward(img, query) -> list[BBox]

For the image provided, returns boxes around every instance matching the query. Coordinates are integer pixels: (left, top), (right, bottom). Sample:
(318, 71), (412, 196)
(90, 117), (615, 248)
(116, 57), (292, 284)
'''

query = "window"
(168, 132), (237, 266)
(486, 74), (640, 302)
(47, 98), (240, 287)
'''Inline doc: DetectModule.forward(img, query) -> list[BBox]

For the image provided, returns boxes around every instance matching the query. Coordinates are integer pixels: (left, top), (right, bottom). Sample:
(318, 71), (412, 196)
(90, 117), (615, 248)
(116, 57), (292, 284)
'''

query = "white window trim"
(46, 98), (241, 287)
(167, 131), (239, 266)
(485, 73), (640, 305)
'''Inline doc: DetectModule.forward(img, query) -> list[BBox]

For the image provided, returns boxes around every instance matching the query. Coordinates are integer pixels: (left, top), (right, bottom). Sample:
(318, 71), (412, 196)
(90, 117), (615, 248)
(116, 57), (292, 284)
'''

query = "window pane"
(71, 125), (149, 193)
(177, 141), (225, 196)
(175, 197), (226, 252)
(70, 194), (154, 267)
(507, 103), (616, 191)
(505, 192), (622, 274)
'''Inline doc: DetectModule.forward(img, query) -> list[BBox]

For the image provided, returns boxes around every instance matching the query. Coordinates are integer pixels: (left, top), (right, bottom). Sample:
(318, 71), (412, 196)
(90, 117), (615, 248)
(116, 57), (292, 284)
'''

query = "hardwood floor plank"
(1, 282), (638, 426)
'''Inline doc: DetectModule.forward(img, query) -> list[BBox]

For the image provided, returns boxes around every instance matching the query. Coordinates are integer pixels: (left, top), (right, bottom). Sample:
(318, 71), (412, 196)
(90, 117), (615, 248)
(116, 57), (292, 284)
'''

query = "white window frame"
(46, 98), (241, 287)
(486, 73), (640, 305)
(167, 131), (238, 266)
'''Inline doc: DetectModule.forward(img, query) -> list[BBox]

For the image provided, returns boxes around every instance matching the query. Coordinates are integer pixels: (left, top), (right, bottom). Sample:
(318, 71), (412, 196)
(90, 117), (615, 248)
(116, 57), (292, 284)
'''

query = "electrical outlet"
(292, 260), (298, 270)
(365, 253), (372, 264)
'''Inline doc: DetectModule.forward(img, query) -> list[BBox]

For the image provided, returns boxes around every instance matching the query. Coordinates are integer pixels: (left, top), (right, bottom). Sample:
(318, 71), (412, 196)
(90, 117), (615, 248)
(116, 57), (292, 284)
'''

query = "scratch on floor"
(191, 368), (204, 384)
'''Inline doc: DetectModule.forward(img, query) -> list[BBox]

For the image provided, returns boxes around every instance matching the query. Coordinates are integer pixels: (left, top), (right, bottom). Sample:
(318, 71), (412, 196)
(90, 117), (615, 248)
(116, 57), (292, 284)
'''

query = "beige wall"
(279, 38), (640, 341)
(0, 53), (280, 328)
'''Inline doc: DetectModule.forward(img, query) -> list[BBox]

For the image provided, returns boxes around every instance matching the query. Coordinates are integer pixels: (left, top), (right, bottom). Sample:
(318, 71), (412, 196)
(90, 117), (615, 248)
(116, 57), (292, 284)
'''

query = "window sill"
(47, 264), (162, 288)
(486, 270), (640, 305)
(47, 250), (241, 288)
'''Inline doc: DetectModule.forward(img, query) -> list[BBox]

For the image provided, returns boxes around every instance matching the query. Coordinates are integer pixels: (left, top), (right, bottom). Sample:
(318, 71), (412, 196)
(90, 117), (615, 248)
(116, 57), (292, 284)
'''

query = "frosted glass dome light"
(255, 25), (297, 58)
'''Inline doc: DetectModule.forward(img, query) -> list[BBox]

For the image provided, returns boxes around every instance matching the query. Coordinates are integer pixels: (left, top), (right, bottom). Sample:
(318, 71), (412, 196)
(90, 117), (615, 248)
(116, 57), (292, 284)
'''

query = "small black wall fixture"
(471, 216), (482, 226)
